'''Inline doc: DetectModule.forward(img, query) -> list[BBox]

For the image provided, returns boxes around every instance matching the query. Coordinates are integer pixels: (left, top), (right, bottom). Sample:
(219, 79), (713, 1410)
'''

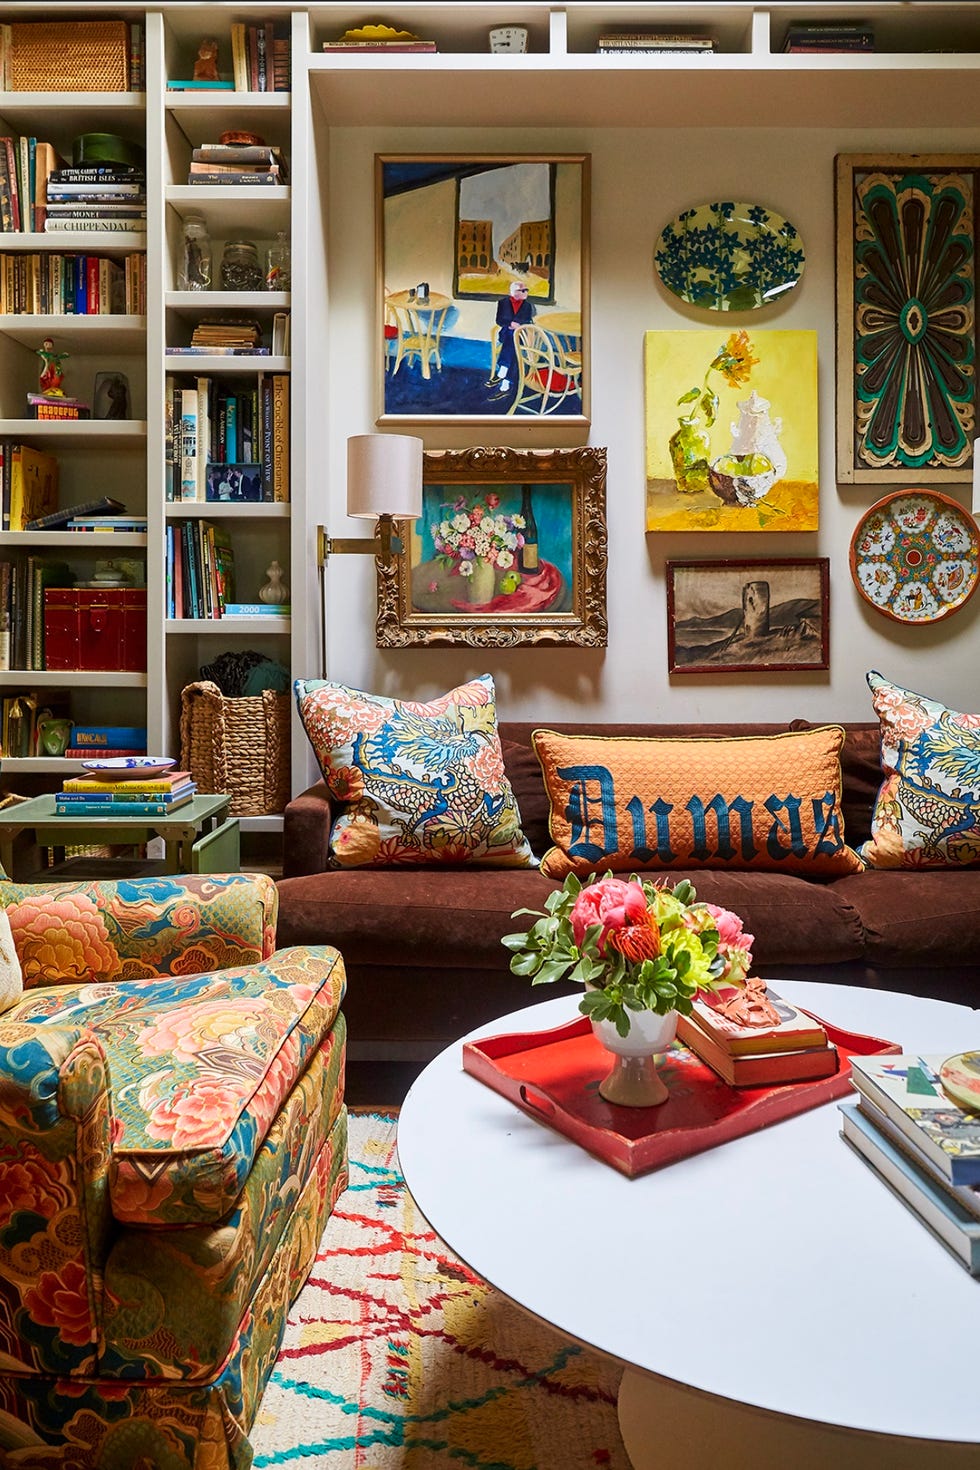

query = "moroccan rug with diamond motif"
(250, 1111), (629, 1469)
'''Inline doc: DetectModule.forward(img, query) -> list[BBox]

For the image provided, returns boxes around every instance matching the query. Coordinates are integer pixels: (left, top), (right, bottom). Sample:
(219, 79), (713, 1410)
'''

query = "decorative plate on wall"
(849, 488), (980, 623)
(654, 201), (805, 312)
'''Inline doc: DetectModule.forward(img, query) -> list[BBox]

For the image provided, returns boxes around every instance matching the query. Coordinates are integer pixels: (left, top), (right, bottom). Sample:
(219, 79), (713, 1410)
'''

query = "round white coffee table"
(397, 982), (980, 1469)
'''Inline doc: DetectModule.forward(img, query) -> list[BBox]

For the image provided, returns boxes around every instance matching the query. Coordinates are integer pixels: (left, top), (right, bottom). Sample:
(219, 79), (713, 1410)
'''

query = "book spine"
(223, 603), (290, 616)
(54, 799), (191, 816)
(184, 172), (280, 186)
(44, 218), (147, 232)
(179, 387), (199, 500)
(62, 776), (191, 793)
(69, 726), (147, 748)
(271, 373), (289, 502)
(64, 747), (143, 758)
(260, 373), (274, 499)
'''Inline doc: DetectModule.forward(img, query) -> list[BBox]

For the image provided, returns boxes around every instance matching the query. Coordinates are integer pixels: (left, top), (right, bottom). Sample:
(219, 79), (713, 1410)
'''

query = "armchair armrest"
(2, 872), (278, 990)
(283, 780), (334, 877)
(0, 1021), (113, 1374)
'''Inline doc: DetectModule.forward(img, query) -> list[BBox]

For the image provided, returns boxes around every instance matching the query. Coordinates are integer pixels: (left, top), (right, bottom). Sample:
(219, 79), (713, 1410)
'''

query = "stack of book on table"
(675, 985), (837, 1086)
(841, 1053), (980, 1275)
(55, 768), (196, 817)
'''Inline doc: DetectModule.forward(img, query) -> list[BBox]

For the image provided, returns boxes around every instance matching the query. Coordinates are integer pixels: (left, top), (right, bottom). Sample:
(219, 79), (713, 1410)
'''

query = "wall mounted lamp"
(316, 433), (423, 676)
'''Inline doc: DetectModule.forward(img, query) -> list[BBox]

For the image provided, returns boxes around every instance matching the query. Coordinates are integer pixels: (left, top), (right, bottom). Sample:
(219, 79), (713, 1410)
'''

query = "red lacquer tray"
(462, 1014), (899, 1177)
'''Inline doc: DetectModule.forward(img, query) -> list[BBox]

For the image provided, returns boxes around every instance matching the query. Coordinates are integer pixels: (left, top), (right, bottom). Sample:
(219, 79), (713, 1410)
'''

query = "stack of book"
(322, 26), (437, 53)
(596, 31), (716, 55)
(55, 768), (196, 817)
(66, 511), (147, 533)
(45, 163), (147, 234)
(783, 22), (875, 52)
(841, 1054), (980, 1275)
(190, 318), (264, 352)
(675, 986), (837, 1086)
(188, 144), (287, 186)
(25, 495), (125, 530)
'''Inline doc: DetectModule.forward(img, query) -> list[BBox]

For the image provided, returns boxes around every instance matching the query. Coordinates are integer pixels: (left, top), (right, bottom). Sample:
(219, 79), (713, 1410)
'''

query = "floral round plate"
(849, 489), (980, 623)
(654, 201), (805, 312)
(81, 756), (177, 777)
(940, 1052), (980, 1113)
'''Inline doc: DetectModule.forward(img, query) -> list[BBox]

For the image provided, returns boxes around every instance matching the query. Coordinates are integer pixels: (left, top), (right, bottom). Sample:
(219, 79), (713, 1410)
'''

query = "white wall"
(318, 124), (980, 728)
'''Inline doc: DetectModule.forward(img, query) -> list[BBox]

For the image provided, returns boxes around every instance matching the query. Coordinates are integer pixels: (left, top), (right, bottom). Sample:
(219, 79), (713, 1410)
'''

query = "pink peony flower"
(700, 901), (754, 983)
(570, 877), (649, 954)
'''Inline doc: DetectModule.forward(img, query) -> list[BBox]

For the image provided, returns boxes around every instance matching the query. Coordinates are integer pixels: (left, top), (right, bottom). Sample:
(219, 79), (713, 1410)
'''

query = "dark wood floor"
(345, 1060), (425, 1109)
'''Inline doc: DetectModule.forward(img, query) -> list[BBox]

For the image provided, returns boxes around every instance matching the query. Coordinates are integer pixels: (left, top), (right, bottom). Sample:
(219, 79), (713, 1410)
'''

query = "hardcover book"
(53, 794), (194, 817)
(675, 1015), (839, 1087)
(840, 1102), (980, 1275)
(853, 1097), (980, 1224)
(681, 988), (829, 1055)
(849, 1054), (980, 1187)
(62, 770), (193, 794)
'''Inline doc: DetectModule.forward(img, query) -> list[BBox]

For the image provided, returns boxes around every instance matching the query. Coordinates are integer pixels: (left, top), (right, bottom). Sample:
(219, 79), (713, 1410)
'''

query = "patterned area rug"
(250, 1111), (629, 1469)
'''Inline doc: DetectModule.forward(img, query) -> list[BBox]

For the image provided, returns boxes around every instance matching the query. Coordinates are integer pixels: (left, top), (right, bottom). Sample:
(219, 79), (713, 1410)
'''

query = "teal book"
(54, 796), (193, 817)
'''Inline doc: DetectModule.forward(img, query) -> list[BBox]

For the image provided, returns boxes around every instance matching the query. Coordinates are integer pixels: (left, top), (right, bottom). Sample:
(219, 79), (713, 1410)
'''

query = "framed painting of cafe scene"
(375, 446), (607, 647)
(835, 153), (979, 485)
(377, 154), (590, 424)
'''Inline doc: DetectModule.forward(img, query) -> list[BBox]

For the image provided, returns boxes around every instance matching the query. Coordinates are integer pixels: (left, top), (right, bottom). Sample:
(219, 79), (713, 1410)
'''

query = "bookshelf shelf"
(0, 530), (147, 548)
(0, 419), (147, 446)
(0, 316), (146, 350)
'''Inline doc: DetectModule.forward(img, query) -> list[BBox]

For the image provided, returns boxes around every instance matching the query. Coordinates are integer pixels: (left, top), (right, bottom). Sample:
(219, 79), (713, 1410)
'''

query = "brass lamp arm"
(317, 513), (404, 568)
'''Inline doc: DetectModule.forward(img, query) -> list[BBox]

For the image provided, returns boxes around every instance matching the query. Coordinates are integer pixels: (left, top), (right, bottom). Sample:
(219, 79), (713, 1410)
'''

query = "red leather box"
(43, 587), (146, 672)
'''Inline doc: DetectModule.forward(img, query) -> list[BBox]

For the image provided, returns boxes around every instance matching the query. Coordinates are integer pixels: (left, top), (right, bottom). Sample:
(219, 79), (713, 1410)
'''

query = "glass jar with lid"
(220, 238), (264, 292)
(178, 213), (211, 291)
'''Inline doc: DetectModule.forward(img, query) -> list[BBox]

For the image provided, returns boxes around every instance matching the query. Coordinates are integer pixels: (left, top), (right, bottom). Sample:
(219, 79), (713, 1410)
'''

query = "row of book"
(230, 19), (290, 92)
(187, 143), (287, 187)
(0, 441), (58, 531)
(165, 519), (236, 620)
(0, 252), (146, 315)
(165, 371), (289, 502)
(54, 767), (196, 818)
(843, 1052), (980, 1275)
(0, 556), (71, 672)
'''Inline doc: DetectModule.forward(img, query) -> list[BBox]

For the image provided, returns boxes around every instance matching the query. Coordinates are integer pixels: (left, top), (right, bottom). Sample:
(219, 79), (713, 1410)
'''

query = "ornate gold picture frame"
(375, 445), (607, 648)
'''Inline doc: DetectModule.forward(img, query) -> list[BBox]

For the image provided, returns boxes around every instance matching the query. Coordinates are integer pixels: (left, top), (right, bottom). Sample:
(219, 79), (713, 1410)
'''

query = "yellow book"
(62, 770), (192, 794)
(9, 443), (58, 531)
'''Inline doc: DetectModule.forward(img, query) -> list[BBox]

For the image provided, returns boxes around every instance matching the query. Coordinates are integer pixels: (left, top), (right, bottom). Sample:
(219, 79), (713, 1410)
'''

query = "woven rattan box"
(180, 680), (290, 818)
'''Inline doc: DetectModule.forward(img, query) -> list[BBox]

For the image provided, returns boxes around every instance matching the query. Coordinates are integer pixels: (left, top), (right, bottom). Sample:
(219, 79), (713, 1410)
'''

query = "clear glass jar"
(178, 213), (211, 290)
(220, 238), (264, 292)
(266, 231), (291, 291)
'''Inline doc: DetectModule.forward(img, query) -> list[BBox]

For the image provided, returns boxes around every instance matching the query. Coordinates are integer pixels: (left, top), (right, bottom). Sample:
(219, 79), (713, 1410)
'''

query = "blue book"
(69, 726), (148, 750)
(54, 796), (194, 817)
(849, 1053), (980, 1187)
(57, 784), (195, 804)
(840, 1101), (980, 1276)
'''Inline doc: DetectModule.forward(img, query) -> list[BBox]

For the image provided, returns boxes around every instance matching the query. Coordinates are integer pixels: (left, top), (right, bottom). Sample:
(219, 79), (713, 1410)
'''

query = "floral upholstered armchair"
(0, 871), (348, 1469)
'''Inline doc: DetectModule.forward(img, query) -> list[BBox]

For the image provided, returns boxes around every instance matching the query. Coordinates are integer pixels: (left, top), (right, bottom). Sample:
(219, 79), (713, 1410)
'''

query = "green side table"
(0, 793), (240, 882)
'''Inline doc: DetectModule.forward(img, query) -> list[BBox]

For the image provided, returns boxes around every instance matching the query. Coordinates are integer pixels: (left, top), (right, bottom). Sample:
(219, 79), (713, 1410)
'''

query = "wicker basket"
(7, 20), (130, 92)
(180, 680), (291, 817)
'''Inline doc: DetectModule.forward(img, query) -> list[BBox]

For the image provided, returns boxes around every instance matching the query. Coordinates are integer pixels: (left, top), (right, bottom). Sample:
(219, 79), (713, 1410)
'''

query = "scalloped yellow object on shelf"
(338, 24), (422, 42)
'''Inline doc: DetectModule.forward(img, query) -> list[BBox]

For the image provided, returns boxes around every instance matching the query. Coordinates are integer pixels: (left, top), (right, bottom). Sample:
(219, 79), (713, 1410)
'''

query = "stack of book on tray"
(675, 986), (837, 1086)
(783, 22), (875, 52)
(55, 768), (196, 817)
(841, 1053), (980, 1275)
(596, 31), (716, 54)
(187, 143), (287, 186)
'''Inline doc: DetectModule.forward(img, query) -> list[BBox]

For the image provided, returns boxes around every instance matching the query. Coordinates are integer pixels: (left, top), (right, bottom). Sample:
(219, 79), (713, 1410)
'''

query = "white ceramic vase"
(589, 1007), (678, 1107)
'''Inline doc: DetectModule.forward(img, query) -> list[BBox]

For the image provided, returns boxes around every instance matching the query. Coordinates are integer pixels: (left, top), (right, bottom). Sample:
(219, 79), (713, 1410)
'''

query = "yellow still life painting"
(645, 328), (819, 531)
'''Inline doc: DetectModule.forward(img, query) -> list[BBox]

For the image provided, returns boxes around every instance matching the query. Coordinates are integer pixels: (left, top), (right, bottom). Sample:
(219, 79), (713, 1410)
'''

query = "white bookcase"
(0, 1), (978, 827)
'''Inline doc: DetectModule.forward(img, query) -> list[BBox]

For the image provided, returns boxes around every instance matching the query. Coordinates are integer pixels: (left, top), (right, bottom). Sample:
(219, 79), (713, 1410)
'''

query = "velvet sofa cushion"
(294, 674), (535, 869)
(274, 865), (866, 973)
(860, 671), (980, 869)
(7, 945), (346, 1227)
(831, 869), (980, 970)
(531, 726), (864, 879)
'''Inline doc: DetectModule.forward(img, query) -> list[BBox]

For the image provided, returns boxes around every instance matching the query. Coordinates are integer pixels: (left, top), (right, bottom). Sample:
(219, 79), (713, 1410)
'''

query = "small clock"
(488, 25), (529, 52)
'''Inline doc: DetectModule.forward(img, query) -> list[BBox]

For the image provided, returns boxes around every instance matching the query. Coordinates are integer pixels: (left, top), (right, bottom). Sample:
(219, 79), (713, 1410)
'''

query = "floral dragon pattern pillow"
(294, 673), (534, 868)
(862, 671), (980, 868)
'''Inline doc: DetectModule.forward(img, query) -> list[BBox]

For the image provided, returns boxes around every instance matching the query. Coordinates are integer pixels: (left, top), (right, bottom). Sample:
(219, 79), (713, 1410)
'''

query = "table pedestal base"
(617, 1367), (978, 1470)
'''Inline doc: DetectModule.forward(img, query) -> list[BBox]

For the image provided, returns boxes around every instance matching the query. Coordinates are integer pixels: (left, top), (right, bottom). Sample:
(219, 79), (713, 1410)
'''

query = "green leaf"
(677, 386), (700, 405)
(509, 951), (543, 977)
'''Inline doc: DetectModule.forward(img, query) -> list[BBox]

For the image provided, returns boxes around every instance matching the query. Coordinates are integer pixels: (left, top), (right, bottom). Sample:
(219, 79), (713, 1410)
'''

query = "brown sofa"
(277, 721), (980, 1062)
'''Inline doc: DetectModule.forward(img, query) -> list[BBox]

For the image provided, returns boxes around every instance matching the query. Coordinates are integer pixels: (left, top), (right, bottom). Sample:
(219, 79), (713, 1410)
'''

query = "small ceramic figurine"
(258, 561), (289, 604)
(37, 337), (68, 396)
(193, 37), (220, 81)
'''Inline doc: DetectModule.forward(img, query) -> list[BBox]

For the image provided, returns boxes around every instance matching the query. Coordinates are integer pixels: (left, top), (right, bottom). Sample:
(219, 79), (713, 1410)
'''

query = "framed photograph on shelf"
(375, 445), (607, 648)
(666, 558), (830, 674)
(377, 153), (590, 425)
(836, 153), (979, 484)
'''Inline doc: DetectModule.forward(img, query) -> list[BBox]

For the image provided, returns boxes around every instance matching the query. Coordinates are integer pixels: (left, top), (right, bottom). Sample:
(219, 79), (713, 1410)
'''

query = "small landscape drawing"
(645, 328), (819, 532)
(667, 559), (829, 674)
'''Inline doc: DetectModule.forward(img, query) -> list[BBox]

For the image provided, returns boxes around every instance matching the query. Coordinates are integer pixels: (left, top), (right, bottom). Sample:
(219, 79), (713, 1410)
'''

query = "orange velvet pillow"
(533, 727), (863, 879)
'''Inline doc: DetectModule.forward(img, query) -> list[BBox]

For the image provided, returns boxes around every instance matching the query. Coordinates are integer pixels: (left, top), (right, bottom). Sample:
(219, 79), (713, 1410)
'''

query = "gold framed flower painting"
(375, 445), (607, 648)
(644, 328), (819, 532)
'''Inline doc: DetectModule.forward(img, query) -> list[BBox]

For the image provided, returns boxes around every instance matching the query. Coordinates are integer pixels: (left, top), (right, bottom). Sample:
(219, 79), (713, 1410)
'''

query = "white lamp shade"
(346, 434), (423, 521)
